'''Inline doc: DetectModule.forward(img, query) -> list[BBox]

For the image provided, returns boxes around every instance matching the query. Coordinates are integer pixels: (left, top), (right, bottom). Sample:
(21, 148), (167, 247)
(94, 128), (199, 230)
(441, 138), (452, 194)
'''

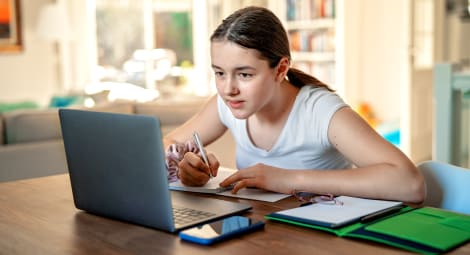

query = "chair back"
(417, 160), (470, 214)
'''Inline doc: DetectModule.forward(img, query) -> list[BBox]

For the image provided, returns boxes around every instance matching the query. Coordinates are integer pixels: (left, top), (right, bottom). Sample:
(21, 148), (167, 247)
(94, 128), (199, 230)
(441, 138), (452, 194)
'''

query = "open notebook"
(169, 167), (290, 202)
(268, 196), (403, 228)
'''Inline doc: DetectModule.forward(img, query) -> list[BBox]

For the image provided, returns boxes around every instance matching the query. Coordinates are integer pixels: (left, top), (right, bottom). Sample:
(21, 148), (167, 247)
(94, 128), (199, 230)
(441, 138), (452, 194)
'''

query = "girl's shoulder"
(298, 85), (340, 102)
(295, 85), (348, 115)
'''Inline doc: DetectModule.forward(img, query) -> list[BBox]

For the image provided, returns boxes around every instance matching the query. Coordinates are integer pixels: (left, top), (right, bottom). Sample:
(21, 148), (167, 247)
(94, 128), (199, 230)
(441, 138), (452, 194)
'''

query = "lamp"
(36, 1), (72, 92)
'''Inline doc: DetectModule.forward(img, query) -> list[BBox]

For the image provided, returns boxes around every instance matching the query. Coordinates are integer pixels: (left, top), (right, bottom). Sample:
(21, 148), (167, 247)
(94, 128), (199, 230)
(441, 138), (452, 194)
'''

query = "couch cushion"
(134, 98), (207, 126)
(0, 140), (68, 182)
(4, 102), (134, 145)
(4, 108), (62, 144)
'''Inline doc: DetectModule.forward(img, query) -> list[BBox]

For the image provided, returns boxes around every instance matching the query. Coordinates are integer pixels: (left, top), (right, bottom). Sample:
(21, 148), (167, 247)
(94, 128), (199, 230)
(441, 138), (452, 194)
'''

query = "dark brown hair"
(210, 6), (333, 91)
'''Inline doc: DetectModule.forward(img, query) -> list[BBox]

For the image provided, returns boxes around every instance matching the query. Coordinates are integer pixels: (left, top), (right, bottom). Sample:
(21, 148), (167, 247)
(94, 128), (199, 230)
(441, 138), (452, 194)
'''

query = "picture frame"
(0, 0), (22, 53)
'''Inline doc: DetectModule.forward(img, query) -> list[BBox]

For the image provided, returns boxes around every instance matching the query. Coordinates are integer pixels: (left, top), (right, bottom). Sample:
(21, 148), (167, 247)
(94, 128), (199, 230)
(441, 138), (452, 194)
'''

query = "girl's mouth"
(228, 100), (244, 109)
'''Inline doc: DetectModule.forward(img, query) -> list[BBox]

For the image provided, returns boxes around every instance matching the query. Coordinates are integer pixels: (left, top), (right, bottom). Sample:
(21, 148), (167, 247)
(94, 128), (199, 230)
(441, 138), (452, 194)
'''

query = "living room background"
(1, 0), (470, 164)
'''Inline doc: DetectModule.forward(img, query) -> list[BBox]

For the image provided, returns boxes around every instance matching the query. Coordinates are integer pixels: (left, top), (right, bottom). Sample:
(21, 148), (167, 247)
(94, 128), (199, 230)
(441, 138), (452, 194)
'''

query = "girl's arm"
(164, 95), (227, 148)
(299, 106), (425, 203)
(164, 95), (228, 186)
(220, 107), (425, 203)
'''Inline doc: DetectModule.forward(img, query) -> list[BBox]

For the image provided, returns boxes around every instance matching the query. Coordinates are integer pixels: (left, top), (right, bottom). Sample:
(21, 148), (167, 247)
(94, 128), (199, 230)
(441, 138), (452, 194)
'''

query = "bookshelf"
(279, 0), (337, 89)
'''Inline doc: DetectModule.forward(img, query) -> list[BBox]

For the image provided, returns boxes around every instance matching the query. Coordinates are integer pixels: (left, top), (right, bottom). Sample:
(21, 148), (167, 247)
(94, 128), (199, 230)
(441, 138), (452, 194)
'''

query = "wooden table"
(1, 174), (469, 255)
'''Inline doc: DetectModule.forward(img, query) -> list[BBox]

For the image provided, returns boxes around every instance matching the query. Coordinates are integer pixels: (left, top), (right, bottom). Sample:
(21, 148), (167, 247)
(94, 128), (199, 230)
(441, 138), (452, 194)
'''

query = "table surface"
(1, 174), (469, 255)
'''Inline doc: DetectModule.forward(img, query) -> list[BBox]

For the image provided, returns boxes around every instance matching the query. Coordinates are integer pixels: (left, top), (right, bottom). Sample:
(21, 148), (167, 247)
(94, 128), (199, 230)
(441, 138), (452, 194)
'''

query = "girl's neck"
(246, 80), (299, 151)
(252, 80), (299, 125)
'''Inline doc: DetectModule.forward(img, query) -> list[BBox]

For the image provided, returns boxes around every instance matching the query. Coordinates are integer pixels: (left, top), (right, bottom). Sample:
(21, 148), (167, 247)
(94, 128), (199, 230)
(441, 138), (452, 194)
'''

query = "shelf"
(291, 51), (335, 62)
(280, 0), (337, 86)
(286, 18), (335, 31)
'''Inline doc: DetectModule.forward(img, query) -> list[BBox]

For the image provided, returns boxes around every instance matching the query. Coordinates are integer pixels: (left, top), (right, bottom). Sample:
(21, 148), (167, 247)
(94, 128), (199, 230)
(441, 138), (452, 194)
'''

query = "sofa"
(0, 98), (236, 182)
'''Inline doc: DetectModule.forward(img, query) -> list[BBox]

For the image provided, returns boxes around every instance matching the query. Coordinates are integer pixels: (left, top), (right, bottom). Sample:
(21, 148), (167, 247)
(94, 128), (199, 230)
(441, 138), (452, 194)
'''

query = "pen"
(192, 131), (213, 178)
(360, 205), (404, 223)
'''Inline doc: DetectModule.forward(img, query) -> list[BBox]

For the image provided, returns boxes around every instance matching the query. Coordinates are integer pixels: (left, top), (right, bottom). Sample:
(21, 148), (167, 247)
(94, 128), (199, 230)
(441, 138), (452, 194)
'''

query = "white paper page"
(169, 166), (291, 202)
(275, 196), (403, 227)
(218, 188), (291, 202)
(168, 167), (236, 193)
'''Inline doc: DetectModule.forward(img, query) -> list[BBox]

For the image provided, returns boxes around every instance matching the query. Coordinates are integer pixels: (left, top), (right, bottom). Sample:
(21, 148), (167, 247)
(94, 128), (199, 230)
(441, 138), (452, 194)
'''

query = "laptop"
(58, 108), (251, 233)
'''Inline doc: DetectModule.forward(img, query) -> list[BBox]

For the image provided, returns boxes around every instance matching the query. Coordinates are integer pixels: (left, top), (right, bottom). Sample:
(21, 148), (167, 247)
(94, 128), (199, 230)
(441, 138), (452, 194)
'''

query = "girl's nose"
(223, 78), (239, 95)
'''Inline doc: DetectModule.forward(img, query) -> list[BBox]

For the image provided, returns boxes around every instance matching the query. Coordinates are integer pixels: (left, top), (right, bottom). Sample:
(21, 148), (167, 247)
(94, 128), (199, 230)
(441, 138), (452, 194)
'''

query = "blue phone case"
(179, 218), (265, 245)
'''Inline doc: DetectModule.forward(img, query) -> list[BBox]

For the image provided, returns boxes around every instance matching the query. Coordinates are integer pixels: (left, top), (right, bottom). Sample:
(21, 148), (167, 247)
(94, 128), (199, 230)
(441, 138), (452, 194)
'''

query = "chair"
(417, 160), (470, 214)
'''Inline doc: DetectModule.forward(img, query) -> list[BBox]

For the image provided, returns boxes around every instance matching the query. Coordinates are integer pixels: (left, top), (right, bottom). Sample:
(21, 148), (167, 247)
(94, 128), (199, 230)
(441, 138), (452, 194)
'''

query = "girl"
(164, 6), (425, 203)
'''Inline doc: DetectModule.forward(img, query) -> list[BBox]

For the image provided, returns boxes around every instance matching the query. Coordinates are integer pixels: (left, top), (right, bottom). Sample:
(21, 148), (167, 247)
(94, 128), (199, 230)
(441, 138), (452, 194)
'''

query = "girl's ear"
(275, 57), (290, 82)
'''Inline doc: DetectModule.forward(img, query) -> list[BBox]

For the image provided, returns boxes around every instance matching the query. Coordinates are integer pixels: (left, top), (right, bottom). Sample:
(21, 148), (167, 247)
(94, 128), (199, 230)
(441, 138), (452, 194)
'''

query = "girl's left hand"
(219, 163), (293, 194)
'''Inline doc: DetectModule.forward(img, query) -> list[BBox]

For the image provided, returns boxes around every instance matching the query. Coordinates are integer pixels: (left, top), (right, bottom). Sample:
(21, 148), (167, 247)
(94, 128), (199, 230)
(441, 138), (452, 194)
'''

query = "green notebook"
(266, 206), (470, 254)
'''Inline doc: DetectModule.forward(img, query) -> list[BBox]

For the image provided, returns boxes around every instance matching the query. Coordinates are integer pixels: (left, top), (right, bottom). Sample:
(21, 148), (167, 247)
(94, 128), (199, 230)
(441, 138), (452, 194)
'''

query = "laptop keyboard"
(172, 206), (216, 226)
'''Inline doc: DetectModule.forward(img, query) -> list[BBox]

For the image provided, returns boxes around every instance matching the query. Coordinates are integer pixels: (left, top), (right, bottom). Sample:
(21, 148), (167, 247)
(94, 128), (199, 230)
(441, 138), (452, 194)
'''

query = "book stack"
(284, 0), (336, 87)
(289, 29), (335, 53)
(286, 0), (335, 20)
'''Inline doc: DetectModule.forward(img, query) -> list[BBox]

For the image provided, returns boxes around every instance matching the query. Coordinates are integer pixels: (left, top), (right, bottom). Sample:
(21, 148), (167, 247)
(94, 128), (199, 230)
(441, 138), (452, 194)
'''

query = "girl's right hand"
(177, 152), (220, 186)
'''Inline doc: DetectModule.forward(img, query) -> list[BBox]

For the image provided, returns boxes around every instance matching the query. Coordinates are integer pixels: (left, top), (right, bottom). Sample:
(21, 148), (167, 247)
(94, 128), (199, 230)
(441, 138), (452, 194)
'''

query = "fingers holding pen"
(192, 151), (220, 178)
(178, 152), (219, 186)
(206, 153), (220, 177)
(178, 152), (209, 186)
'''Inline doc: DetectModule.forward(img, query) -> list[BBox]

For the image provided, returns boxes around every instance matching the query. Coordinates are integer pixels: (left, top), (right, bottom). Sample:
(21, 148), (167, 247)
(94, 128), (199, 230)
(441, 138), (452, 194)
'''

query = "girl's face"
(211, 41), (280, 119)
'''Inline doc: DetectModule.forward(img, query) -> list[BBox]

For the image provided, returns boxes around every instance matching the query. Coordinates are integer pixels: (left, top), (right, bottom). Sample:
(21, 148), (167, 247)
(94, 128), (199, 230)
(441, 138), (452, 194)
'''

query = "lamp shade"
(36, 2), (71, 41)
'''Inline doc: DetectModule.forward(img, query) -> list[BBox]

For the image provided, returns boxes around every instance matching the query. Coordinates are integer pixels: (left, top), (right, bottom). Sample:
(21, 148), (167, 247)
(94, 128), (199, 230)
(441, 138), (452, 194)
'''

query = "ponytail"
(286, 67), (334, 91)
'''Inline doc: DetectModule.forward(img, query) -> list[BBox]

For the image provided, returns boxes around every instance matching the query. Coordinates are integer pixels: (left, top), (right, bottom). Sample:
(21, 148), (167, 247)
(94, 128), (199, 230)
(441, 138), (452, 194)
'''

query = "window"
(93, 0), (208, 100)
(412, 0), (434, 68)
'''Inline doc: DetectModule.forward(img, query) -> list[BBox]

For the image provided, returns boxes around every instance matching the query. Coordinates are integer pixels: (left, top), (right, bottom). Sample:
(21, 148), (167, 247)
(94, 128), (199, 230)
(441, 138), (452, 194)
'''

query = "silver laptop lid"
(60, 109), (175, 231)
(59, 109), (251, 232)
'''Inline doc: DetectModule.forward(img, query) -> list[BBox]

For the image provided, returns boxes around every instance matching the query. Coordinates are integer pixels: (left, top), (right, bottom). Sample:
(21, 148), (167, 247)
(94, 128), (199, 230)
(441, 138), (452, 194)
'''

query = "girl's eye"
(214, 71), (224, 77)
(238, 73), (253, 79)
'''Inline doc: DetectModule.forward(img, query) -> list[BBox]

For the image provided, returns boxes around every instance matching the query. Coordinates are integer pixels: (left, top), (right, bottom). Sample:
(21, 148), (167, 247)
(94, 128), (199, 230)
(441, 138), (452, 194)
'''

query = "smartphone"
(179, 216), (265, 245)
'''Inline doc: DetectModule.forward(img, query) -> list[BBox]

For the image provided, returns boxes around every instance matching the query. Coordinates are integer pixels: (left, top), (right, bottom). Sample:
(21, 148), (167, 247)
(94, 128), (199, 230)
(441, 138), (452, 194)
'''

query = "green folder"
(266, 207), (470, 254)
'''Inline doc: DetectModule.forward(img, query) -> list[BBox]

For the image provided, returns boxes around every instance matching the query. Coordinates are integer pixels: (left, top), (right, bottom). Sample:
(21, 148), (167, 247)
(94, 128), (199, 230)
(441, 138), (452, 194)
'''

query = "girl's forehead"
(211, 41), (266, 68)
(211, 41), (257, 56)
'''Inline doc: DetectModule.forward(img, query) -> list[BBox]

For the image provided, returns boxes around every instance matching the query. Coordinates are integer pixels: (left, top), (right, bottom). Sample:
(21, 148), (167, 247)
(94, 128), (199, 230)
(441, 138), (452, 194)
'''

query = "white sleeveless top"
(217, 85), (352, 170)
